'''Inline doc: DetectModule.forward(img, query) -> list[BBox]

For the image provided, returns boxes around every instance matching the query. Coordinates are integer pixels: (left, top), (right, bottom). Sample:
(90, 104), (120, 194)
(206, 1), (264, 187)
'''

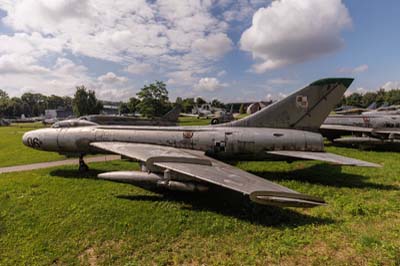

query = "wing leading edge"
(90, 142), (325, 208)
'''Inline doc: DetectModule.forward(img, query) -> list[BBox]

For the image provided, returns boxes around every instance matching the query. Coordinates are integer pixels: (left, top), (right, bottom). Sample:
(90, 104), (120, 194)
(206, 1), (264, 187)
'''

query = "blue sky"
(0, 0), (399, 102)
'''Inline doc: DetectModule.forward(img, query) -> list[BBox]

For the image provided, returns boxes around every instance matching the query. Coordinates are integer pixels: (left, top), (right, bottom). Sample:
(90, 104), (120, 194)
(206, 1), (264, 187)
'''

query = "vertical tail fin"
(162, 105), (181, 122)
(224, 78), (353, 131)
(229, 104), (233, 114)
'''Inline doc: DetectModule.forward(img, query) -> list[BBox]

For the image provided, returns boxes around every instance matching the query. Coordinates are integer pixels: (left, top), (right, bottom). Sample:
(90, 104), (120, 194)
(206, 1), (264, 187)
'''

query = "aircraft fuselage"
(23, 126), (324, 160)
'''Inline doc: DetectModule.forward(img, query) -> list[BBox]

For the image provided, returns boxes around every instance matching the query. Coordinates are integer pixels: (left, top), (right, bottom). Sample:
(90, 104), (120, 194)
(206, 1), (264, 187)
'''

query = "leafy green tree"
(73, 86), (103, 116)
(119, 102), (130, 114)
(127, 97), (140, 114)
(375, 88), (386, 106)
(181, 98), (195, 113)
(9, 97), (23, 117)
(21, 92), (48, 116)
(47, 95), (65, 109)
(211, 99), (225, 109)
(136, 81), (170, 118)
(384, 89), (400, 105)
(0, 89), (8, 100)
(345, 93), (363, 107)
(195, 97), (206, 106)
(361, 92), (377, 107)
(0, 90), (9, 117)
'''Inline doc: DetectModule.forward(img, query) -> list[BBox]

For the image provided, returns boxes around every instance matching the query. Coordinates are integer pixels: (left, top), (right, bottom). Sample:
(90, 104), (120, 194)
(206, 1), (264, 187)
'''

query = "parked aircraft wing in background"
(320, 124), (374, 133)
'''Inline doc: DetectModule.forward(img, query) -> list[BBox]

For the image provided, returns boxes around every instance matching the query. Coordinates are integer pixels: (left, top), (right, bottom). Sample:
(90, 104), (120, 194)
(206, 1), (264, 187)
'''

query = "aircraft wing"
(320, 124), (374, 133)
(266, 150), (380, 167)
(321, 124), (400, 138)
(90, 142), (325, 207)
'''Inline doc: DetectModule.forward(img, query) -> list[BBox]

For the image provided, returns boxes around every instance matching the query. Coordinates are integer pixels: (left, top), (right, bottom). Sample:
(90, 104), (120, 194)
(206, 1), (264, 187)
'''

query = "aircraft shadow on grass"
(50, 169), (106, 179)
(50, 168), (334, 228)
(244, 163), (398, 191)
(115, 191), (334, 228)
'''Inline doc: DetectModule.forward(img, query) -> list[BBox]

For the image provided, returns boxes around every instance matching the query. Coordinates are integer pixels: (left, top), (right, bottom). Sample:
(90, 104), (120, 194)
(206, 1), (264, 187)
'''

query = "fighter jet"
(192, 103), (216, 118)
(52, 105), (181, 128)
(22, 78), (379, 208)
(210, 105), (235, 125)
(335, 102), (377, 115)
(321, 114), (400, 147)
(0, 118), (10, 126)
(362, 105), (400, 116)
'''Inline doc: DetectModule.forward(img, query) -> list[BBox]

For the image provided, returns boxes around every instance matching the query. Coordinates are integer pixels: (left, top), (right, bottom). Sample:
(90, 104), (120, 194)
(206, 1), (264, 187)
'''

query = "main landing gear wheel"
(211, 118), (219, 124)
(79, 155), (89, 172)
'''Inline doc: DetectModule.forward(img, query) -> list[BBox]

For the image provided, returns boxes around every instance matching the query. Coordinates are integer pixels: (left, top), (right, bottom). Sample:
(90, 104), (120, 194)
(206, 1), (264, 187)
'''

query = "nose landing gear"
(79, 155), (89, 172)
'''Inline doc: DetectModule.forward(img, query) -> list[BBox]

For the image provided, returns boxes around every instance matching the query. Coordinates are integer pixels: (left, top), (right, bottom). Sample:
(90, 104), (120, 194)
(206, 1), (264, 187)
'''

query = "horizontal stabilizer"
(267, 150), (381, 167)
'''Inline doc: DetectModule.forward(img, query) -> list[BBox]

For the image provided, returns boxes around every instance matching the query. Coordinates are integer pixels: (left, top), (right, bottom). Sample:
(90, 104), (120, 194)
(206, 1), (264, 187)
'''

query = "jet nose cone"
(22, 130), (43, 149)
(22, 132), (30, 147)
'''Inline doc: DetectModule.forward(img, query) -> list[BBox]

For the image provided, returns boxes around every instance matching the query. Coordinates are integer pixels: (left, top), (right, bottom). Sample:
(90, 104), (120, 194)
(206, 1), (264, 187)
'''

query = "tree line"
(338, 88), (400, 108)
(0, 81), (226, 119)
(0, 90), (73, 118)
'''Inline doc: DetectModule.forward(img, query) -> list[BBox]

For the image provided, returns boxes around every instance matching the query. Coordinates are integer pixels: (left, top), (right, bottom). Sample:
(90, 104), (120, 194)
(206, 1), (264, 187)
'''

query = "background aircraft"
(362, 105), (400, 116)
(23, 78), (379, 209)
(321, 114), (400, 148)
(210, 105), (235, 124)
(335, 102), (377, 115)
(52, 105), (181, 128)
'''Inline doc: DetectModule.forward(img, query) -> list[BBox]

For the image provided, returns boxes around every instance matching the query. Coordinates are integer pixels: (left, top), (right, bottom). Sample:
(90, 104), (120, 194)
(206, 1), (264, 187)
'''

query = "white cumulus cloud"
(194, 77), (227, 92)
(97, 72), (128, 83)
(240, 0), (352, 73)
(192, 33), (233, 57)
(0, 0), (236, 99)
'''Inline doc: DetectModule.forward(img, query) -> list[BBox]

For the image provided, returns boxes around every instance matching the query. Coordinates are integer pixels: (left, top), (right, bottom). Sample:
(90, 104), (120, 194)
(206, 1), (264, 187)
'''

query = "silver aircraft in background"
(23, 78), (379, 209)
(52, 105), (181, 128)
(362, 105), (400, 116)
(321, 114), (400, 148)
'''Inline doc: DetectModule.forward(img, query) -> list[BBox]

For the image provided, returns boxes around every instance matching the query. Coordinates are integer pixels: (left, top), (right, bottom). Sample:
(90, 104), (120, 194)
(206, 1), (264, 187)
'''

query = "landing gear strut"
(79, 155), (89, 172)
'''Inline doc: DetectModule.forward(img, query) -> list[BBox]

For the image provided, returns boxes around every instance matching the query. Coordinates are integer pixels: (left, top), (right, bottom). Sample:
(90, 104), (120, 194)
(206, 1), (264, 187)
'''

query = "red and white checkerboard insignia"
(296, 95), (308, 109)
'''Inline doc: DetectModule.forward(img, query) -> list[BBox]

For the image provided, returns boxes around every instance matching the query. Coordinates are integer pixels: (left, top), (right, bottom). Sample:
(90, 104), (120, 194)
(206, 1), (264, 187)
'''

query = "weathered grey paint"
(23, 126), (324, 157)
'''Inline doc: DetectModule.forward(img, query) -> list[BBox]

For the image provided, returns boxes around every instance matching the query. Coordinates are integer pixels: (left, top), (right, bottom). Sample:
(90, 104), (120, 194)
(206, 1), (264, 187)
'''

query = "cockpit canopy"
(52, 119), (98, 128)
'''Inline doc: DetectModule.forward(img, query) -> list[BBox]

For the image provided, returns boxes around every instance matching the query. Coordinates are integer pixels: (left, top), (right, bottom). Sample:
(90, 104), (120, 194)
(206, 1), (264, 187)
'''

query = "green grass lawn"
(0, 123), (65, 168)
(0, 147), (399, 265)
(178, 116), (212, 126)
